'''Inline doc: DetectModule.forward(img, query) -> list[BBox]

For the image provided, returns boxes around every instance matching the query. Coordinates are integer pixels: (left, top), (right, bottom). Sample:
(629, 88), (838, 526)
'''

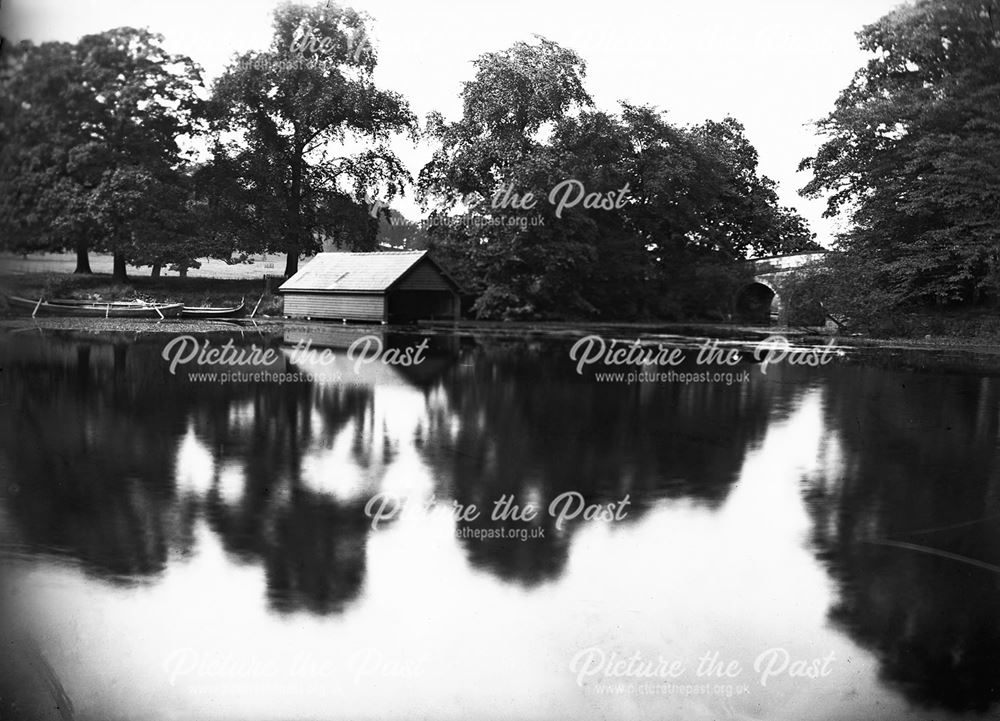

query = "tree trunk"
(112, 253), (128, 284)
(151, 263), (161, 279)
(74, 239), (92, 274)
(284, 252), (299, 277)
(179, 266), (188, 278)
(285, 145), (303, 278)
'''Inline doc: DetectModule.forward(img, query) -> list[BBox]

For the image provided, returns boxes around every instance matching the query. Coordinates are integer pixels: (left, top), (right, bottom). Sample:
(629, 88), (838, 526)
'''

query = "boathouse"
(278, 251), (461, 323)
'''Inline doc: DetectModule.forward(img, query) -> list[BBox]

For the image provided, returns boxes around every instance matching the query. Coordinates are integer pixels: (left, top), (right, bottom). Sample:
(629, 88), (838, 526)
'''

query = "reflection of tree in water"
(263, 494), (370, 615)
(199, 382), (376, 615)
(1, 335), (376, 614)
(419, 340), (805, 586)
(806, 366), (1000, 713)
(5, 332), (843, 618)
(2, 337), (196, 582)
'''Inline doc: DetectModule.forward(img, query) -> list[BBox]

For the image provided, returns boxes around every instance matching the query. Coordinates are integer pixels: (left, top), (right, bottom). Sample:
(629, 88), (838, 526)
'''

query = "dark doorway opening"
(735, 283), (776, 324)
(387, 290), (457, 323)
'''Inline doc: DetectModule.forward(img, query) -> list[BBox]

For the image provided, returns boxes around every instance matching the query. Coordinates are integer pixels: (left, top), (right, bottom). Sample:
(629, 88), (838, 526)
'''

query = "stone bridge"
(736, 251), (828, 324)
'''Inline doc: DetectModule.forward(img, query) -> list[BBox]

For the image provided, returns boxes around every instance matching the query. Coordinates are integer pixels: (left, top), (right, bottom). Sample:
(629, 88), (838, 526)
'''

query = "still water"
(0, 329), (998, 720)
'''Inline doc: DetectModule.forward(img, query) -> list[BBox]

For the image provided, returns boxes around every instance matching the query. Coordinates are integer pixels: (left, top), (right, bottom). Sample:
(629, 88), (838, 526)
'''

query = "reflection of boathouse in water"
(282, 326), (458, 388)
(278, 251), (462, 323)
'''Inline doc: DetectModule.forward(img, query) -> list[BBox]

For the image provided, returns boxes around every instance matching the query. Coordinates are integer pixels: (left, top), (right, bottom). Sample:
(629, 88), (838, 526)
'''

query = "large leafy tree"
(0, 29), (204, 281)
(801, 0), (1000, 307)
(420, 38), (815, 319)
(419, 36), (597, 318)
(0, 41), (88, 266)
(420, 35), (593, 200)
(208, 1), (417, 277)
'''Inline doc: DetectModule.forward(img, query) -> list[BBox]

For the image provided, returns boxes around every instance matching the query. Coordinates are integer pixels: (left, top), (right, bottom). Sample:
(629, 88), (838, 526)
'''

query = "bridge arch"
(735, 280), (781, 324)
(738, 251), (827, 324)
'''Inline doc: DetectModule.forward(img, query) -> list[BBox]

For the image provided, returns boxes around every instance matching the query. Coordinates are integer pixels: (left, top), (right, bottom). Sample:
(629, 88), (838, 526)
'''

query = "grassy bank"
(0, 272), (284, 317)
(863, 307), (1000, 344)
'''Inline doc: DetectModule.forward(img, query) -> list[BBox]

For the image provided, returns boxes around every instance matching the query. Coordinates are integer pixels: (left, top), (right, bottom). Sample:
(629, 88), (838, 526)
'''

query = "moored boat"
(180, 301), (246, 318)
(6, 296), (184, 318)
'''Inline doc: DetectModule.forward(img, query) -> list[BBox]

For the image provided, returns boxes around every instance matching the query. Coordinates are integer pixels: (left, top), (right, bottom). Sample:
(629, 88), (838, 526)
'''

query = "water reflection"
(417, 340), (804, 585)
(1, 331), (998, 719)
(2, 333), (801, 596)
(805, 366), (1000, 713)
(3, 338), (197, 583)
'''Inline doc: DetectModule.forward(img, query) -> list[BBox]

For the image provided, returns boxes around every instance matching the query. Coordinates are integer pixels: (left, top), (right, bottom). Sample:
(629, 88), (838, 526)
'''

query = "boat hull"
(6, 296), (185, 318)
(180, 303), (246, 318)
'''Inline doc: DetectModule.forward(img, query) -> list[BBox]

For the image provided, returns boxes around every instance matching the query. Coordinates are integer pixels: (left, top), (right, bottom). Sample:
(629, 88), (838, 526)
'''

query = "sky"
(1, 0), (906, 246)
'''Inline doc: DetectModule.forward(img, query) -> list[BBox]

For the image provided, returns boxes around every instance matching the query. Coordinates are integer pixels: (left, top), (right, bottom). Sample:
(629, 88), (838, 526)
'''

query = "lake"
(1, 328), (998, 721)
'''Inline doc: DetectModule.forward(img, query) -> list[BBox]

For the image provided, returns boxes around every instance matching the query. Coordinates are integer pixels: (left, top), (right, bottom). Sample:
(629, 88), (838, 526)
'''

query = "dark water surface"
(1, 329), (999, 721)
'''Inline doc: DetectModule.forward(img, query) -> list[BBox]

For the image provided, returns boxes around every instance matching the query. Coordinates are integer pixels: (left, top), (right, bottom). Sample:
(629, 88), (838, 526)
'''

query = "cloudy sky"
(2, 0), (905, 245)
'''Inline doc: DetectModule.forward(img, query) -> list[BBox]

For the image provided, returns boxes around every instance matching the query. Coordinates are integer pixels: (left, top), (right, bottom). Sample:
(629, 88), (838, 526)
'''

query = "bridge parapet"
(748, 251), (827, 275)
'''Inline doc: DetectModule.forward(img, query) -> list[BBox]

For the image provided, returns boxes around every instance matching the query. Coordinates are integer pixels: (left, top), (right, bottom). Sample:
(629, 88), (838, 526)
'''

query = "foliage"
(801, 0), (1000, 308)
(0, 29), (206, 281)
(207, 1), (417, 276)
(658, 260), (757, 322)
(776, 253), (908, 331)
(421, 38), (816, 320)
(1, 17), (821, 320)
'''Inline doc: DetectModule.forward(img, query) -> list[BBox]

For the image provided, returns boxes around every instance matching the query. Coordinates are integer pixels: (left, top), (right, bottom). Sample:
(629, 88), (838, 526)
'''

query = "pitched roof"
(278, 251), (441, 293)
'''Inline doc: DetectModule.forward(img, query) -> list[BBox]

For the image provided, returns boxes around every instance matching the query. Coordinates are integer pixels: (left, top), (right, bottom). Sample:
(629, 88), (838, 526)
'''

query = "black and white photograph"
(1, 0), (999, 719)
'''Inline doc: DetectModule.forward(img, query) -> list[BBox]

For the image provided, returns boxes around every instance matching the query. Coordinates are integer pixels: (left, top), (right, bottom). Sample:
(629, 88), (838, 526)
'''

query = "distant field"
(0, 252), (288, 279)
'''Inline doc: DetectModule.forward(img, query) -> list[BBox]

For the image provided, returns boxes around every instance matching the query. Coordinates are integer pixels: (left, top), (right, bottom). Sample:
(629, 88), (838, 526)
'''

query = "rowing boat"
(6, 296), (184, 318)
(180, 301), (246, 318)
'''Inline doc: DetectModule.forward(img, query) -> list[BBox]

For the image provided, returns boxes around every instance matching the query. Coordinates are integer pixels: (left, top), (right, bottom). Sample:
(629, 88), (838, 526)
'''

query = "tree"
(420, 35), (592, 202)
(0, 29), (205, 282)
(419, 36), (597, 318)
(0, 40), (93, 270)
(689, 118), (819, 260)
(800, 0), (1000, 308)
(208, 1), (417, 277)
(420, 38), (815, 319)
(121, 165), (238, 278)
(776, 253), (901, 331)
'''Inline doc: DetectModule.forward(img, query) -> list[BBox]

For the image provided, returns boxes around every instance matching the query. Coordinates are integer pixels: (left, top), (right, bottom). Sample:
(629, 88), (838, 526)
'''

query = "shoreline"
(4, 315), (1000, 356)
(5, 270), (1000, 353)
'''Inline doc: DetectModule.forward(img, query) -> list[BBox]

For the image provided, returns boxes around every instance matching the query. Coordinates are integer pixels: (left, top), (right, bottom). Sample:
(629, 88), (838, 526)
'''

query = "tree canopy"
(207, 1), (417, 277)
(420, 37), (816, 319)
(801, 0), (1000, 308)
(0, 28), (205, 281)
(0, 8), (822, 322)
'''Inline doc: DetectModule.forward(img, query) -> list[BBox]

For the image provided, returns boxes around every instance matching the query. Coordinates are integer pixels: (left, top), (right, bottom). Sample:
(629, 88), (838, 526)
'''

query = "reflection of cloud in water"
(175, 426), (247, 505)
(174, 426), (213, 497)
(298, 384), (434, 503)
(283, 347), (415, 388)
(721, 388), (823, 544)
(226, 400), (257, 432)
(217, 462), (245, 506)
(283, 346), (441, 502)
